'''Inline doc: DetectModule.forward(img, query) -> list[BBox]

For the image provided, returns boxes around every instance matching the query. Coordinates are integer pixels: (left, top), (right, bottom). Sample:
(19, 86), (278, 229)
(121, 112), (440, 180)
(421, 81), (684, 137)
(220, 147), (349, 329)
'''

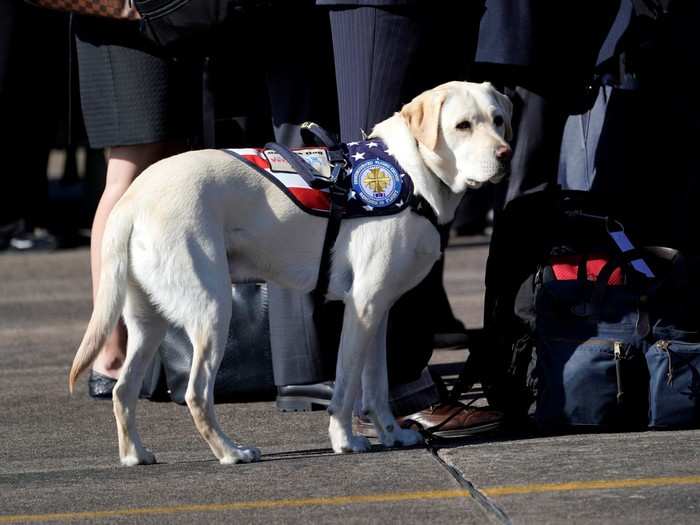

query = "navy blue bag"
(531, 252), (650, 430)
(646, 334), (700, 428)
(530, 246), (700, 431)
(478, 189), (699, 431)
(643, 252), (700, 429)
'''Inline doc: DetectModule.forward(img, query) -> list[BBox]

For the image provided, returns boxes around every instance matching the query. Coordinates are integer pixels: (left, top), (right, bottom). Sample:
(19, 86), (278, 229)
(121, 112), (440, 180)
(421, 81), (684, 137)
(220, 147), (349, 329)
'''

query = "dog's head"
(400, 81), (513, 192)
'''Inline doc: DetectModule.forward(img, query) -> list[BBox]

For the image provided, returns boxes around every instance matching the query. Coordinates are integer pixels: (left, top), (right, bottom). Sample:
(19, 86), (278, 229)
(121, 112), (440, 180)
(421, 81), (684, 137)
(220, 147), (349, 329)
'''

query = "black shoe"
(276, 381), (334, 412)
(9, 228), (57, 252)
(0, 220), (21, 251)
(88, 370), (117, 399)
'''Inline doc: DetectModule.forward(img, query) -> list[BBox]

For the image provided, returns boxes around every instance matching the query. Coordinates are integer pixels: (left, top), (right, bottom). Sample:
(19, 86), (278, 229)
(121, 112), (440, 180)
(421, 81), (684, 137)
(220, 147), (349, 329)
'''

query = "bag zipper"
(656, 340), (673, 385)
(614, 341), (625, 405)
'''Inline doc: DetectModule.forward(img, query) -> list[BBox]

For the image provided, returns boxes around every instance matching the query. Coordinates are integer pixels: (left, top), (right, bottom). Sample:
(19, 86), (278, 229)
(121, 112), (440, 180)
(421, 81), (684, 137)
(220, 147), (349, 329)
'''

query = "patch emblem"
(351, 159), (403, 208)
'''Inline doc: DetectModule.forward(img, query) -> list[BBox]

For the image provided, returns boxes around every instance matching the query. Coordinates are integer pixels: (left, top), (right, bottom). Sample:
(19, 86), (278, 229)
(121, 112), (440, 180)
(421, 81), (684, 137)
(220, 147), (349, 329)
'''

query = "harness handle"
(263, 142), (331, 189)
(300, 121), (339, 149)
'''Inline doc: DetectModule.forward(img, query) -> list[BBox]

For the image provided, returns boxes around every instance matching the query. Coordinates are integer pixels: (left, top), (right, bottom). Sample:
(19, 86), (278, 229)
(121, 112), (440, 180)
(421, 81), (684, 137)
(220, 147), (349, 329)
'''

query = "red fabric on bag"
(551, 255), (623, 285)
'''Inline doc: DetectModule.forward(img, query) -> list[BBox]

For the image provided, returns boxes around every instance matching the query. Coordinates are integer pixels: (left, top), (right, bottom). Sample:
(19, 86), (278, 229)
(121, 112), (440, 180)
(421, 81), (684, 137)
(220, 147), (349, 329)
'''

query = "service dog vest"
(224, 135), (441, 312)
(223, 139), (416, 219)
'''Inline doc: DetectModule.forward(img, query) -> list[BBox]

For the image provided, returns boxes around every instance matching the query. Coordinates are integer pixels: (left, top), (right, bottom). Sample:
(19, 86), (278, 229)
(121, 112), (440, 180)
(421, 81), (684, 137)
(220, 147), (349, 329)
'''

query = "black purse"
(24, 0), (140, 19)
(159, 282), (276, 403)
(133, 0), (267, 51)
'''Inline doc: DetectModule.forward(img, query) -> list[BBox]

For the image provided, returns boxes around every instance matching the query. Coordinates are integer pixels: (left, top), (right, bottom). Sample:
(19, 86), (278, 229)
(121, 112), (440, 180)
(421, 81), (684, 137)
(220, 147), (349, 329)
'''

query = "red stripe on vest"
(232, 148), (331, 212)
(241, 153), (271, 170)
(289, 188), (331, 211)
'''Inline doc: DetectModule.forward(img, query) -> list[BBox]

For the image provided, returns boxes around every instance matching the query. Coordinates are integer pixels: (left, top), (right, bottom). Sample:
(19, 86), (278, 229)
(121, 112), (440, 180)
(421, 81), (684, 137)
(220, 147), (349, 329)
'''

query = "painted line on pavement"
(2, 475), (700, 523)
(482, 475), (700, 497)
(0, 490), (469, 523)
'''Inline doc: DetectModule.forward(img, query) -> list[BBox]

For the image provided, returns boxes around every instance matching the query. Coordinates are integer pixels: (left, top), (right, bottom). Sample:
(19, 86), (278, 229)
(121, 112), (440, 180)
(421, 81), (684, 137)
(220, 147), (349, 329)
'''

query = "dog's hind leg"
(328, 294), (387, 454)
(183, 285), (261, 465)
(361, 312), (424, 449)
(113, 284), (167, 466)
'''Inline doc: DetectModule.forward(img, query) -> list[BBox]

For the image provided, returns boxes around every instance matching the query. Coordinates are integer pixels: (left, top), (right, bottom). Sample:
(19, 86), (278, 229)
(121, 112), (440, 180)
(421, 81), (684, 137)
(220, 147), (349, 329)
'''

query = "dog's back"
(70, 149), (329, 391)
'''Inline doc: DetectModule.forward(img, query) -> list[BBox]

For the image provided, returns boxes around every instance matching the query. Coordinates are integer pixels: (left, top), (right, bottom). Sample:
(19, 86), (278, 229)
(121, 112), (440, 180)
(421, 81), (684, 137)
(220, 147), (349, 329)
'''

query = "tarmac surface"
(1, 239), (699, 524)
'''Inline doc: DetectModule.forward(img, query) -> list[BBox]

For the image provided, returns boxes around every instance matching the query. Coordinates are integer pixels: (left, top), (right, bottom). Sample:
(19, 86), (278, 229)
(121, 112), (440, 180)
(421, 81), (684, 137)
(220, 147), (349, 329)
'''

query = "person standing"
(278, 0), (504, 437)
(74, 16), (197, 396)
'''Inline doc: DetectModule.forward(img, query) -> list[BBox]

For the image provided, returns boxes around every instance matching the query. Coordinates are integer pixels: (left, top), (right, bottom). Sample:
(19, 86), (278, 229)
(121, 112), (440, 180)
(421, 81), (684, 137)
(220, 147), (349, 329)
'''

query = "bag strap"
(590, 246), (684, 336)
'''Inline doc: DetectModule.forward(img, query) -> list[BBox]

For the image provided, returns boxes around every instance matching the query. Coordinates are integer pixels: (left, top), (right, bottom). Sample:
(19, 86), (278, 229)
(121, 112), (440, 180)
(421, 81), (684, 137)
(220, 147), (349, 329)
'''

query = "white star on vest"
(351, 151), (366, 161)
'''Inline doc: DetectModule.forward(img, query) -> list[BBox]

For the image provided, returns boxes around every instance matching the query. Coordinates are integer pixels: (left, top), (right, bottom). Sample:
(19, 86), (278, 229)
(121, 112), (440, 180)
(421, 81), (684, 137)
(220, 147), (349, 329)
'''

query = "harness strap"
(312, 181), (348, 326)
(409, 196), (445, 251)
(282, 123), (349, 323)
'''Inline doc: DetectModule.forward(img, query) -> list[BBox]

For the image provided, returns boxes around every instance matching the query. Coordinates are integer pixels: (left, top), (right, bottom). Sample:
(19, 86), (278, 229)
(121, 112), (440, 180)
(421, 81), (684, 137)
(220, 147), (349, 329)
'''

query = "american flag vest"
(223, 139), (416, 219)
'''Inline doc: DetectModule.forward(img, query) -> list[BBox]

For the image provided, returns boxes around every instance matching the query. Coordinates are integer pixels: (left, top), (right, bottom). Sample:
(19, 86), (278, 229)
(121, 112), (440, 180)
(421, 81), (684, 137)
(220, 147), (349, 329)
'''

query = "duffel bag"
(531, 246), (700, 431)
(531, 250), (652, 430)
(644, 251), (700, 429)
(646, 333), (700, 429)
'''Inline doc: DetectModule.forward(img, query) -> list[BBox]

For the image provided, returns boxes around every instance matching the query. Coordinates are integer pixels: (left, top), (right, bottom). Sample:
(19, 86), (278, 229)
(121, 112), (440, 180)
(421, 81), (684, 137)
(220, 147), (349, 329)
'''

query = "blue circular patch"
(351, 159), (403, 208)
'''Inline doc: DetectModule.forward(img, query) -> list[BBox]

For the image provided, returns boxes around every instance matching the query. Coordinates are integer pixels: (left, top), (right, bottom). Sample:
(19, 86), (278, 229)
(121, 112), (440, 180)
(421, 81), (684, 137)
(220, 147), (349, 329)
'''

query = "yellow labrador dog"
(69, 81), (512, 466)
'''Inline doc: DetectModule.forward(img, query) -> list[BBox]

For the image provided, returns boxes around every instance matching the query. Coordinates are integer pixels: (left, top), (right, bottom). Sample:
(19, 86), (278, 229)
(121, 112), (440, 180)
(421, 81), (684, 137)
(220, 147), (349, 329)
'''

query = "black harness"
(265, 122), (442, 320)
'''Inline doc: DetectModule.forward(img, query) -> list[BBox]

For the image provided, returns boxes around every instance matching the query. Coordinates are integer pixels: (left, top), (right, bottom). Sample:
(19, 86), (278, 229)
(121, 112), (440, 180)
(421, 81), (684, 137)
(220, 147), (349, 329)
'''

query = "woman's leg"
(90, 142), (181, 378)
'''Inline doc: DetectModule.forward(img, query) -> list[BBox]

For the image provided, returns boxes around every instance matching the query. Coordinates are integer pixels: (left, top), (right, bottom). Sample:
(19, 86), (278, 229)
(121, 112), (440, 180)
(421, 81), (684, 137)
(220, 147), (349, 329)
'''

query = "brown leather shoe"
(353, 402), (502, 439)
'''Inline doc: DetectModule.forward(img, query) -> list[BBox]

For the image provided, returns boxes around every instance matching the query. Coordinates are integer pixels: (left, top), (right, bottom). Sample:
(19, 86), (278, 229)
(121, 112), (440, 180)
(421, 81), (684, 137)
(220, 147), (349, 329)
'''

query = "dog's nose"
(496, 144), (512, 161)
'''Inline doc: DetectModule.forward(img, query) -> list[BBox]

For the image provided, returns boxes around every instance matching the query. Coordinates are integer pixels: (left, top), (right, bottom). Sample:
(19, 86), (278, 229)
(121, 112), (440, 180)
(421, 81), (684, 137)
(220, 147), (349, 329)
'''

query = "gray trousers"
(268, 286), (440, 416)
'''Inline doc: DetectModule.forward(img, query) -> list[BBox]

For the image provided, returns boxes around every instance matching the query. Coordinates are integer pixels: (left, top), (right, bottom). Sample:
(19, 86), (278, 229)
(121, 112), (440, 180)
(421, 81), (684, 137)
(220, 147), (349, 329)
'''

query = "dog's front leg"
(360, 312), (424, 449)
(328, 297), (382, 454)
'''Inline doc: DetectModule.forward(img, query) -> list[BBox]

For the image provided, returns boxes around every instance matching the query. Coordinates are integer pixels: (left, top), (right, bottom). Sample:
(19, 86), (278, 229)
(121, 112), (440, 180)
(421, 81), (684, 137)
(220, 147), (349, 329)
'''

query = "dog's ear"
(400, 90), (447, 151)
(485, 83), (513, 141)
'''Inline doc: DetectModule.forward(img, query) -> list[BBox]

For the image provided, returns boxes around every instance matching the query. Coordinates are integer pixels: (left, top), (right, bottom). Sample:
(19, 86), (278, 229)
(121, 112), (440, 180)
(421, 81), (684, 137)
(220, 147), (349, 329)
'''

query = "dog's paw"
(334, 435), (371, 454)
(219, 446), (262, 465)
(394, 428), (424, 447)
(121, 448), (157, 467)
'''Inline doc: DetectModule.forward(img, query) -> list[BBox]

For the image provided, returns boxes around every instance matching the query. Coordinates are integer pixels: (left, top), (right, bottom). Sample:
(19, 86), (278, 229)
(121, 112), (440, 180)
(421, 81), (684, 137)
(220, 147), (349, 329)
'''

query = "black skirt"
(74, 17), (196, 149)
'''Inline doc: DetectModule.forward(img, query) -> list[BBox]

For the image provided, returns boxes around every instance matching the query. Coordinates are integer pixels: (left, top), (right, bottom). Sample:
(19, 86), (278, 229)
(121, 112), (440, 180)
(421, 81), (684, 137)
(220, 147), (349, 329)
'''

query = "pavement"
(1, 239), (699, 524)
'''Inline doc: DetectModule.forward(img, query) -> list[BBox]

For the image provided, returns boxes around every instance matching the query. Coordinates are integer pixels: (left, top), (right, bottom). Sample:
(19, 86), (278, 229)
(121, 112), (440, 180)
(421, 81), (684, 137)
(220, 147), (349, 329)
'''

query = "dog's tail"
(68, 200), (134, 393)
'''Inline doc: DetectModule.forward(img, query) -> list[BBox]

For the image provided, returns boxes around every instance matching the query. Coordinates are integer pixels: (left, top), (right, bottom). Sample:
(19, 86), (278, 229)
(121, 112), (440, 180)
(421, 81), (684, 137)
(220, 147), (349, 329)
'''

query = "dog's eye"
(493, 115), (504, 127)
(455, 121), (472, 131)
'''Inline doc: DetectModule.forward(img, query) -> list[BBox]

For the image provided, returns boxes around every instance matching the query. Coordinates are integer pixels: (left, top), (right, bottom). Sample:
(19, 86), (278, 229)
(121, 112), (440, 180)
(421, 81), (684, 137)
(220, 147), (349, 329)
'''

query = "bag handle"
(593, 246), (682, 296)
(590, 246), (685, 335)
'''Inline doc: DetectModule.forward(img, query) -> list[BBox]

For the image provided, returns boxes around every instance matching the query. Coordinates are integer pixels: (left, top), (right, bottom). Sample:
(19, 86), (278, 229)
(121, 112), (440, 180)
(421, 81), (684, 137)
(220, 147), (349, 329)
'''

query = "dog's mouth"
(466, 171), (506, 189)
(465, 179), (486, 189)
